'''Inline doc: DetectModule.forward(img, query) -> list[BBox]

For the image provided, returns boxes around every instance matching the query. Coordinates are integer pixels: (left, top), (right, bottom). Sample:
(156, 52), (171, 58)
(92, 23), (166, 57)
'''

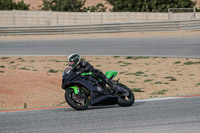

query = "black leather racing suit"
(74, 60), (116, 89)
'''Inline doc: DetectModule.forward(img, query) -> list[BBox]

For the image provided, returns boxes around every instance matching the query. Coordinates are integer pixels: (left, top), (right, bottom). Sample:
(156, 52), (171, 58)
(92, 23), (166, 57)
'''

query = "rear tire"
(65, 88), (89, 110)
(117, 83), (135, 106)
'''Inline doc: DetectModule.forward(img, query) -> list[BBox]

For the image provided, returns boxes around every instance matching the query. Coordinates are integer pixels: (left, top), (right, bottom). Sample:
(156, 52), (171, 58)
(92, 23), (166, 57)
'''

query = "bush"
(107, 0), (196, 12)
(48, 69), (59, 73)
(131, 88), (144, 92)
(151, 89), (168, 95)
(41, 0), (84, 11)
(0, 0), (29, 10)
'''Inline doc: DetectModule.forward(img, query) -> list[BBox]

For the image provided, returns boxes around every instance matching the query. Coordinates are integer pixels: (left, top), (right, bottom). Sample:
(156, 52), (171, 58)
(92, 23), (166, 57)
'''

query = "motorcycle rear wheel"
(65, 88), (89, 110)
(117, 83), (135, 106)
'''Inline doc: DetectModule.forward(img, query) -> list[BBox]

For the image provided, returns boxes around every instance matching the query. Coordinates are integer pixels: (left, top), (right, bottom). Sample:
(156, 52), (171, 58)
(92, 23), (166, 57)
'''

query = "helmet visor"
(68, 61), (74, 66)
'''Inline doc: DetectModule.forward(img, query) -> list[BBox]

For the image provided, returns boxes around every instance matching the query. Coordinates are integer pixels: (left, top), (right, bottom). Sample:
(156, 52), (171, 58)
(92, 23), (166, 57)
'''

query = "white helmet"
(67, 53), (81, 68)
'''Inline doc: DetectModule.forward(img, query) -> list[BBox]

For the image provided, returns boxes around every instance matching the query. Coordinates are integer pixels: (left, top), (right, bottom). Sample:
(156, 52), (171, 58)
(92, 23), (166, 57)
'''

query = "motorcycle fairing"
(81, 71), (118, 80)
(69, 86), (79, 94)
(62, 70), (119, 106)
(105, 71), (118, 80)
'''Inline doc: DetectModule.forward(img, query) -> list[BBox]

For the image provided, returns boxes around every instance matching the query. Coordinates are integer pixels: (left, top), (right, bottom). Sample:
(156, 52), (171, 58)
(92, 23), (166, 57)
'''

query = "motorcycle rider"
(65, 53), (126, 93)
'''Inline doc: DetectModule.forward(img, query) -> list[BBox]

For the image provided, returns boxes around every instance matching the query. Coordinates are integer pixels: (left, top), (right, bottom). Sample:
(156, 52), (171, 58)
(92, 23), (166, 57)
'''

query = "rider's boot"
(106, 77), (125, 93)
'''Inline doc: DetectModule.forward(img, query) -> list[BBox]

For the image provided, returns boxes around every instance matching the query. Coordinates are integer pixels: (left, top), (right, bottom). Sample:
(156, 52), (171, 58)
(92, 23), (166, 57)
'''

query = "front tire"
(117, 83), (135, 106)
(65, 88), (89, 110)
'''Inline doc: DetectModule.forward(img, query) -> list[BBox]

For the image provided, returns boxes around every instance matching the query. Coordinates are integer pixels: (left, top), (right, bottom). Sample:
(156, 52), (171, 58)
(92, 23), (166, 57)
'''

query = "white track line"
(136, 97), (184, 102)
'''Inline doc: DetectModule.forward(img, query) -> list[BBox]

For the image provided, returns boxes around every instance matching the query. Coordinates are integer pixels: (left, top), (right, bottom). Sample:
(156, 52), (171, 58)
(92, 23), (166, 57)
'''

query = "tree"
(108, 0), (196, 12)
(13, 1), (30, 10)
(82, 3), (107, 12)
(41, 0), (85, 12)
(0, 0), (29, 10)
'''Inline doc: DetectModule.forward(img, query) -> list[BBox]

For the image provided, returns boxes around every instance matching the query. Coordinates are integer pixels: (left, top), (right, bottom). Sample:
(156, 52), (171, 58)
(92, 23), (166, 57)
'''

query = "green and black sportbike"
(62, 68), (135, 110)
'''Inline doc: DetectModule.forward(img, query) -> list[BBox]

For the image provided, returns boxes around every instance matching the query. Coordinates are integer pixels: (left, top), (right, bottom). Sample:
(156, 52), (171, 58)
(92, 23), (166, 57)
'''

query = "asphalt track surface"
(0, 35), (200, 58)
(0, 97), (200, 133)
(1, 35), (200, 132)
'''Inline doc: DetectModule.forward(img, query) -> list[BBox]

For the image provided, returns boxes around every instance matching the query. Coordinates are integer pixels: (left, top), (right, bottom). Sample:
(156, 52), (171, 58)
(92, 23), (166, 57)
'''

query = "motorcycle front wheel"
(117, 83), (135, 107)
(65, 88), (89, 110)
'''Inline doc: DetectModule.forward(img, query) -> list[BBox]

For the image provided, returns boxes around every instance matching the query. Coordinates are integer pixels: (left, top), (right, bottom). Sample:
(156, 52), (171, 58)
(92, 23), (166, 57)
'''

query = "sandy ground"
(1, 56), (200, 110)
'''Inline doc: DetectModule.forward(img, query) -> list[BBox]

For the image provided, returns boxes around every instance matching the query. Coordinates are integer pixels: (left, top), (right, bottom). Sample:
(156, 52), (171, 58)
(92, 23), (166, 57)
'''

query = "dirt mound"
(0, 68), (65, 109)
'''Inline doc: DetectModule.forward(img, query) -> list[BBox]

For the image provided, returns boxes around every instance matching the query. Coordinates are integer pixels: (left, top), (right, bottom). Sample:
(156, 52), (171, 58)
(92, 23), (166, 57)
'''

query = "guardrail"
(0, 19), (200, 35)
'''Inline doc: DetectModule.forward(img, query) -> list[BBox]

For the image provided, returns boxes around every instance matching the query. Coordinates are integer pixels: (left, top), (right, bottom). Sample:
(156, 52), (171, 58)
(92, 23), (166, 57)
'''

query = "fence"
(0, 10), (200, 26)
(1, 19), (200, 35)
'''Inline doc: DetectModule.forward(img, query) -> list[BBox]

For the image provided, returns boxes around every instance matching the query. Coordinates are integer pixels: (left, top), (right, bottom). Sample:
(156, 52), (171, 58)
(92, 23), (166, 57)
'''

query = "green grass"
(48, 69), (59, 73)
(118, 61), (132, 66)
(151, 89), (168, 95)
(154, 81), (162, 84)
(51, 59), (64, 62)
(0, 70), (4, 73)
(131, 88), (145, 92)
(24, 103), (28, 109)
(0, 65), (5, 68)
(154, 81), (169, 84)
(188, 74), (194, 76)
(127, 80), (134, 84)
(120, 71), (128, 74)
(19, 59), (26, 62)
(17, 57), (23, 60)
(164, 76), (177, 81)
(96, 65), (102, 67)
(164, 82), (169, 84)
(125, 56), (135, 59)
(184, 61), (200, 65)
(10, 61), (15, 64)
(113, 56), (120, 58)
(20, 67), (30, 70)
(144, 79), (153, 82)
(125, 56), (150, 60)
(174, 61), (181, 64)
(126, 71), (145, 76)
(1, 57), (9, 59)
(151, 74), (157, 76)
(196, 83), (200, 86)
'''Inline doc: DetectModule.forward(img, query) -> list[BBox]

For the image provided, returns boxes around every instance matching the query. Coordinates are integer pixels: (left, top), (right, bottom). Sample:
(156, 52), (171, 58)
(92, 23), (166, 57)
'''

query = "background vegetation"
(41, 0), (107, 12)
(0, 0), (198, 12)
(108, 0), (196, 12)
(0, 0), (30, 10)
(41, 0), (85, 11)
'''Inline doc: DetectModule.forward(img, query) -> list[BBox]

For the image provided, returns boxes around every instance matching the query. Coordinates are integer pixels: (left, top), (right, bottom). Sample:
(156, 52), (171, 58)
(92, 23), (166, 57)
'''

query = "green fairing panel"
(105, 71), (118, 79)
(81, 72), (93, 76)
(81, 70), (118, 80)
(69, 86), (79, 94)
